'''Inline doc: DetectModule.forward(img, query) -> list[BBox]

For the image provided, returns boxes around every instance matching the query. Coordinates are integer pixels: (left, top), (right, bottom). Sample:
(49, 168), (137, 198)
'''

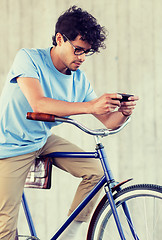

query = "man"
(0, 6), (138, 240)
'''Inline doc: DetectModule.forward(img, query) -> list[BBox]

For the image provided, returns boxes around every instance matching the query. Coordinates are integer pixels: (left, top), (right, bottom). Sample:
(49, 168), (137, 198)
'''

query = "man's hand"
(90, 93), (122, 115)
(118, 95), (139, 116)
(92, 93), (139, 130)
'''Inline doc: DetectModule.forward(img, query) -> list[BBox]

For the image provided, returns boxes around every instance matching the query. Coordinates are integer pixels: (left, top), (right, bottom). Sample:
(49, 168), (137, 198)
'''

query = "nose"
(77, 53), (86, 62)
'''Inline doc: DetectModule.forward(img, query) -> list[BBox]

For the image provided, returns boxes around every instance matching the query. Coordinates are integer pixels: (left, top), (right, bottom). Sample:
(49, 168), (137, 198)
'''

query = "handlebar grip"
(26, 112), (56, 122)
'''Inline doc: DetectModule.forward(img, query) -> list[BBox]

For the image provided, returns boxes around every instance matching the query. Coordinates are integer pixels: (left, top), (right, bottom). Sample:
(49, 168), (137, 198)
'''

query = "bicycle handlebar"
(26, 112), (131, 137)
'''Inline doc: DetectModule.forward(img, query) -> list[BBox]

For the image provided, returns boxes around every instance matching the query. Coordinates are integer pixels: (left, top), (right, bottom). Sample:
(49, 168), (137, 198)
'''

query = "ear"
(56, 33), (64, 46)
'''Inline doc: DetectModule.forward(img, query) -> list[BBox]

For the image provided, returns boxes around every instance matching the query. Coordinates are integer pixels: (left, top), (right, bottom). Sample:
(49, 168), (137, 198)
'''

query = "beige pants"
(0, 135), (103, 240)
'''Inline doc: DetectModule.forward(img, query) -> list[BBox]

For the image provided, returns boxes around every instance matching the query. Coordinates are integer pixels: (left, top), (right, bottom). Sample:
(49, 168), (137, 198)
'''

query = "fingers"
(128, 95), (139, 101)
(120, 101), (136, 111)
(105, 93), (122, 106)
(91, 93), (121, 115)
(105, 93), (122, 110)
(118, 95), (139, 116)
(92, 93), (139, 116)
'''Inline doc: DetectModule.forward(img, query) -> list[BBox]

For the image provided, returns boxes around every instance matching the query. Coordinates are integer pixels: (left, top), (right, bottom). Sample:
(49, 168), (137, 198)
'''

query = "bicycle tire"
(87, 184), (162, 240)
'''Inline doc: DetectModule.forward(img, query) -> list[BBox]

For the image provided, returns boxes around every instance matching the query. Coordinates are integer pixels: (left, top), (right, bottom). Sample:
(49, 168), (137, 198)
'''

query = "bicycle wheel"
(87, 184), (162, 240)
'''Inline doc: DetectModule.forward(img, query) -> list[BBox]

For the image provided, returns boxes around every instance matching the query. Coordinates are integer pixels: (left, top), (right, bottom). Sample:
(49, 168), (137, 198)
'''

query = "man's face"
(58, 34), (92, 72)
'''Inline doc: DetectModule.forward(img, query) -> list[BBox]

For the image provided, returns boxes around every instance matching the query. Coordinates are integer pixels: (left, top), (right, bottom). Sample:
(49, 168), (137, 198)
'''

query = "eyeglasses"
(63, 34), (95, 56)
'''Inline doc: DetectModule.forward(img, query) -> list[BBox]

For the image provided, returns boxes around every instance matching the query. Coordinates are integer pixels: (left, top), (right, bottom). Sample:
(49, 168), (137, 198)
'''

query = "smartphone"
(113, 93), (134, 102)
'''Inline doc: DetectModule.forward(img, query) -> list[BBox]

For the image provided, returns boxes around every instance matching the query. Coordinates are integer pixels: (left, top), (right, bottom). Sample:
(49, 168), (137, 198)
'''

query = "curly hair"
(52, 6), (107, 53)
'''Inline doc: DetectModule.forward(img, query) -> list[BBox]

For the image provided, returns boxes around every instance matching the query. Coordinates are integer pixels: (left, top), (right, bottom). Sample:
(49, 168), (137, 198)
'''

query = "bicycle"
(17, 112), (162, 240)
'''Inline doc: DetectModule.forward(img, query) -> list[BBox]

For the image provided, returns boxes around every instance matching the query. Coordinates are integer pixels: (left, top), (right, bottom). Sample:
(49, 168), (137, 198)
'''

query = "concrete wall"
(0, 0), (162, 239)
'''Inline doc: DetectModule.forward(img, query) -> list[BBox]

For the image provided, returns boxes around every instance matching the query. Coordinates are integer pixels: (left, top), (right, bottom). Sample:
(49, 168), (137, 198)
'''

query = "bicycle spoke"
(17, 235), (40, 240)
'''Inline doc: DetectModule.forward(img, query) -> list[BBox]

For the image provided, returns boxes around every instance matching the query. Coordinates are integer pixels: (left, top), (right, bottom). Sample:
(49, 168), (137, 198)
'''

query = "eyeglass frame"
(62, 34), (95, 56)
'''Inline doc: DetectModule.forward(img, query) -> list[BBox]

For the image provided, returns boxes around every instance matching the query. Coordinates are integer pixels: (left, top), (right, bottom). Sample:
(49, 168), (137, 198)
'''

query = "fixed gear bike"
(17, 112), (162, 240)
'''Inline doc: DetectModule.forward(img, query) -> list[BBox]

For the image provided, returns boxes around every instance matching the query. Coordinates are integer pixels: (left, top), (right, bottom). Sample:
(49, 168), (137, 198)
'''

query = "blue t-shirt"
(0, 47), (97, 158)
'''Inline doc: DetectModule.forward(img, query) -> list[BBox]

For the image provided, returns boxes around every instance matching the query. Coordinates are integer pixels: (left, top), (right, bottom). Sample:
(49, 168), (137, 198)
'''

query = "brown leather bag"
(24, 156), (53, 189)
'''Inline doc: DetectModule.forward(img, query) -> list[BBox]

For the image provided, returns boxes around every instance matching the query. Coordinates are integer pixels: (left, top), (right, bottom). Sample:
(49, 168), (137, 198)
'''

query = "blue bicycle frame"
(22, 144), (138, 240)
(22, 113), (139, 240)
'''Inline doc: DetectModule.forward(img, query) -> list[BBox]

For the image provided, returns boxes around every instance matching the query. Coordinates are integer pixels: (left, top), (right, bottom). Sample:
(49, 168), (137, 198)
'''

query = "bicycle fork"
(96, 139), (139, 240)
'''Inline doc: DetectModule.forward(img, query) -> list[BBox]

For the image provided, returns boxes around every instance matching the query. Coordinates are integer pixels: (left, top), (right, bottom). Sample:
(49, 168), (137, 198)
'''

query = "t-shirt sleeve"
(81, 72), (97, 102)
(7, 48), (40, 83)
(83, 82), (97, 102)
